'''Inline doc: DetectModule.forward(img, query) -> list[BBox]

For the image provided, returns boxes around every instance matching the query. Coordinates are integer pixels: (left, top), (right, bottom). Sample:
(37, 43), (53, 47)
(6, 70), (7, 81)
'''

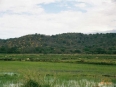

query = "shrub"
(22, 79), (41, 87)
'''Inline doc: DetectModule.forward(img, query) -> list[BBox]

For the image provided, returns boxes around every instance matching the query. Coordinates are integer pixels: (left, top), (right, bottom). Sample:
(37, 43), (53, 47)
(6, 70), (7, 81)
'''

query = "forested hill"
(0, 33), (116, 54)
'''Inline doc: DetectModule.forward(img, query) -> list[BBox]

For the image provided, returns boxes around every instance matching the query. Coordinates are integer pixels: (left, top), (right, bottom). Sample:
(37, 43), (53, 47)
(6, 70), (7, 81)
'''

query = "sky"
(0, 0), (116, 39)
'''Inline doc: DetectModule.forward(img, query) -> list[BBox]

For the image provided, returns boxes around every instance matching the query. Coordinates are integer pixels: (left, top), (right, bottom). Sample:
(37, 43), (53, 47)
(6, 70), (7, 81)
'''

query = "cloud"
(75, 3), (86, 8)
(0, 0), (116, 39)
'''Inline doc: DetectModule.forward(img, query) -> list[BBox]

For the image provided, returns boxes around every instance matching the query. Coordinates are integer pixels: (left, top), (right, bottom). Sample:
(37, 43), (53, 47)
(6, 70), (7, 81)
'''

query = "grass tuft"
(22, 79), (41, 87)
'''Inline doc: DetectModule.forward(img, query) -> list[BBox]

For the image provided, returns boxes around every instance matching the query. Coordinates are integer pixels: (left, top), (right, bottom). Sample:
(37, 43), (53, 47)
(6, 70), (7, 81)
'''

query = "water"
(0, 72), (22, 87)
(0, 72), (115, 87)
(0, 80), (22, 87)
(44, 76), (115, 87)
(50, 79), (115, 87)
(0, 79), (115, 87)
(2, 82), (22, 87)
(0, 72), (20, 77)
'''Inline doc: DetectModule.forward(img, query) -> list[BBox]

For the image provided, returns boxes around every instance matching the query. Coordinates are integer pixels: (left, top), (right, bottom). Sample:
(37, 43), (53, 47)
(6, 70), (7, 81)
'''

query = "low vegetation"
(0, 54), (116, 87)
(0, 54), (116, 65)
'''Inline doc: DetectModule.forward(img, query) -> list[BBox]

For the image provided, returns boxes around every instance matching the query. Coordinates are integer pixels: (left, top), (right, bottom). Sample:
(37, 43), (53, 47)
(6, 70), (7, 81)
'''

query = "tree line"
(0, 33), (116, 54)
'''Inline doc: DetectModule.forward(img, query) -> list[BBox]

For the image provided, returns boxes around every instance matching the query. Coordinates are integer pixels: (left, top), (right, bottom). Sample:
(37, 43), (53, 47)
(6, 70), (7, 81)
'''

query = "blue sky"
(40, 1), (87, 13)
(0, 0), (116, 39)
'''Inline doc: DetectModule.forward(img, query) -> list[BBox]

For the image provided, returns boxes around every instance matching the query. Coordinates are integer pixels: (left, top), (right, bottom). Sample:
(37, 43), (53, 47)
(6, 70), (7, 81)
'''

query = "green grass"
(0, 61), (116, 79)
(0, 54), (116, 87)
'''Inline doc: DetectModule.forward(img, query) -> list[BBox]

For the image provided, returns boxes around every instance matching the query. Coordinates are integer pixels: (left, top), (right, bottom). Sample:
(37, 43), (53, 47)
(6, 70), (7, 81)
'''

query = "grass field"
(0, 54), (116, 87)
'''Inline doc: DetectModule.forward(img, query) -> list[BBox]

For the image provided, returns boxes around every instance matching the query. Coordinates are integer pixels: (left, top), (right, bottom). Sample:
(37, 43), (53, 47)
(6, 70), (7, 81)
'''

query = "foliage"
(0, 33), (116, 54)
(22, 79), (41, 87)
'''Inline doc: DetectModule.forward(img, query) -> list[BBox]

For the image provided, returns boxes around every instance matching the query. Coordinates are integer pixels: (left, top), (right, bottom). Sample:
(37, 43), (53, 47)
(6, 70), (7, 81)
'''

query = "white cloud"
(75, 3), (86, 8)
(0, 0), (116, 39)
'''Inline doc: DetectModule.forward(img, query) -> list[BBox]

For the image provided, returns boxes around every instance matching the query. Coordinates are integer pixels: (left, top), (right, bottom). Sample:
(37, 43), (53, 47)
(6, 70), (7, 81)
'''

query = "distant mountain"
(109, 29), (116, 33)
(0, 33), (116, 54)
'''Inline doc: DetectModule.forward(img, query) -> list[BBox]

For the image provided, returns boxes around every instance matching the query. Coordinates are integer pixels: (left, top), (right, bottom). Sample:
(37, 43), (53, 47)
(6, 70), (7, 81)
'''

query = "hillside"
(0, 33), (116, 54)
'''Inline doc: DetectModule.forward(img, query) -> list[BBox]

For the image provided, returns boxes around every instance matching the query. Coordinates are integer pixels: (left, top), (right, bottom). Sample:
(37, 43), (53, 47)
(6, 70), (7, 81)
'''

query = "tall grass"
(0, 70), (115, 87)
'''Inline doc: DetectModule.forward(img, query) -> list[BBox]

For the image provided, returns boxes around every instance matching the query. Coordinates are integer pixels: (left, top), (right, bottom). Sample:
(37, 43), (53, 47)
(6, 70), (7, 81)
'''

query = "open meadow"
(0, 54), (116, 87)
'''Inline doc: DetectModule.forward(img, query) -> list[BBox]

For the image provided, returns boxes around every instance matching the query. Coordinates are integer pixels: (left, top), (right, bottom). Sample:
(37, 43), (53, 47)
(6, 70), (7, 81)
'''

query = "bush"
(22, 79), (50, 87)
(23, 79), (41, 87)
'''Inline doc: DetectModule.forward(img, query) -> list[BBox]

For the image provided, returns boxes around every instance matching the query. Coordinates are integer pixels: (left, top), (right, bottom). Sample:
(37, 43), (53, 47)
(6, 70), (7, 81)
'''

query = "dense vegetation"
(0, 33), (116, 54)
